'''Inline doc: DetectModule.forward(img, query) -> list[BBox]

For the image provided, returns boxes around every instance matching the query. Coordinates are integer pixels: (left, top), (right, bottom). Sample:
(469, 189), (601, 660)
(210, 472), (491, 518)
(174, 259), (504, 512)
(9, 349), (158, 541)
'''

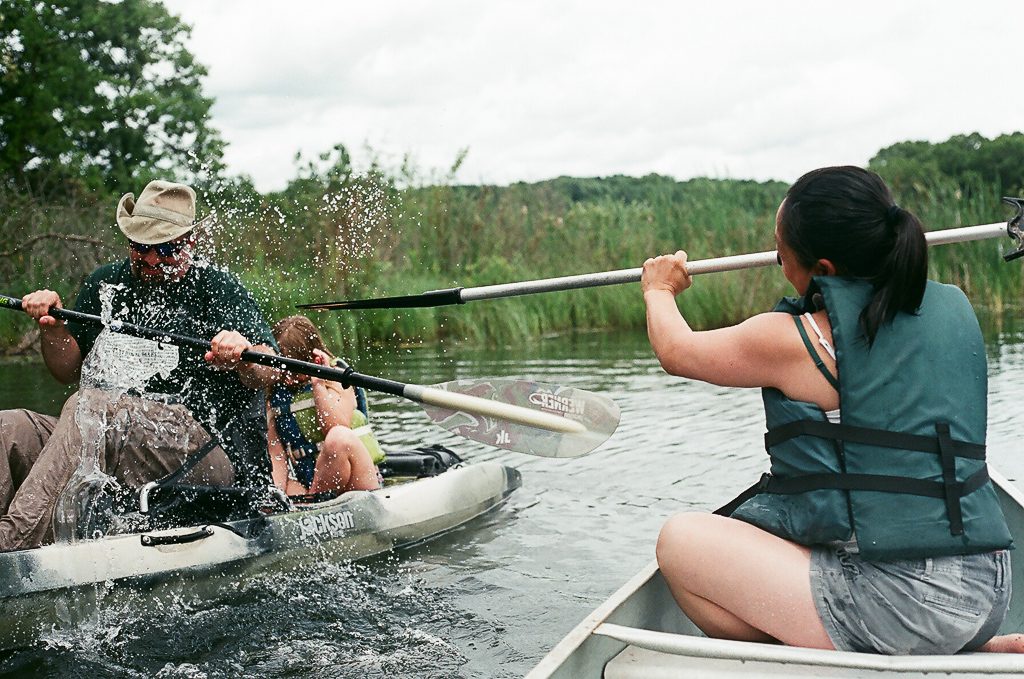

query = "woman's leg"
(656, 512), (834, 649)
(309, 426), (380, 495)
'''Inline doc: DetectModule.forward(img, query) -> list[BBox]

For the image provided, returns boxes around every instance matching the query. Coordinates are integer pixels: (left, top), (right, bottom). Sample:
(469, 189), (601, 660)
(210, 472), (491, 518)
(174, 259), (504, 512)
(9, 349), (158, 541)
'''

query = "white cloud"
(163, 0), (1024, 191)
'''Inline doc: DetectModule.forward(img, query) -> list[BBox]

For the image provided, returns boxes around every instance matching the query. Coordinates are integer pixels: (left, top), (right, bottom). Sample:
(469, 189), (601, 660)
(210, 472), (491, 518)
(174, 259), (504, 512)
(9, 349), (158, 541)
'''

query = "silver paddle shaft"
(460, 222), (1009, 302)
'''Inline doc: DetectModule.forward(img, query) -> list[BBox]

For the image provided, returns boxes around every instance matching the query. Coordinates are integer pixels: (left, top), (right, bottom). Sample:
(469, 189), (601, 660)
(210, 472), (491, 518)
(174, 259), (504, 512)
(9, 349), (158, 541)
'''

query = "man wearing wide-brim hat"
(1, 180), (283, 551)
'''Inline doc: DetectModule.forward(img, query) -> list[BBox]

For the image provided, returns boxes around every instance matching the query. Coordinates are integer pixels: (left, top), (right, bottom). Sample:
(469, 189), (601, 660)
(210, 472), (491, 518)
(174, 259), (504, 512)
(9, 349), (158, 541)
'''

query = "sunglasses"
(129, 239), (188, 257)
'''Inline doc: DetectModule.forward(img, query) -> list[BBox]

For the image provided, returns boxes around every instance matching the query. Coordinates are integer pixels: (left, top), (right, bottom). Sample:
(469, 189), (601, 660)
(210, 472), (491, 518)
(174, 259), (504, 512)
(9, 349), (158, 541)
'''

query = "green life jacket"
(727, 276), (1012, 560)
(290, 393), (386, 466)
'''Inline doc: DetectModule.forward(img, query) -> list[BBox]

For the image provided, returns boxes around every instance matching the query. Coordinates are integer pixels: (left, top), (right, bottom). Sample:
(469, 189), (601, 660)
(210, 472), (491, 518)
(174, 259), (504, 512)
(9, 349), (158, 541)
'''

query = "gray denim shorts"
(810, 546), (1011, 655)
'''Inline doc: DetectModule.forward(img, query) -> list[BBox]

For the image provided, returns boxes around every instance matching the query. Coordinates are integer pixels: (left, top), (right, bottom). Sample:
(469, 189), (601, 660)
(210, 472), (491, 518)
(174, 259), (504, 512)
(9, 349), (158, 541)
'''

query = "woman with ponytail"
(644, 166), (1022, 655)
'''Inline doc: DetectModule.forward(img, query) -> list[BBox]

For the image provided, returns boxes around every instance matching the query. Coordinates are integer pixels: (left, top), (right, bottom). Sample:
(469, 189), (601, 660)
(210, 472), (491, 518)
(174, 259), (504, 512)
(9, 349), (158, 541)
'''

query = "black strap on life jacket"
(793, 315), (840, 391)
(714, 466), (989, 526)
(764, 420), (986, 460)
(754, 466), (990, 502)
(717, 419), (988, 535)
(936, 422), (966, 535)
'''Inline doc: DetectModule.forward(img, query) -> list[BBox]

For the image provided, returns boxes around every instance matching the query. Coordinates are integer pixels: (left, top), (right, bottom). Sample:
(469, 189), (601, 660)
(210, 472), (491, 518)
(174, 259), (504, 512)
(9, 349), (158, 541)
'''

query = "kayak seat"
(75, 481), (282, 537)
(378, 444), (463, 479)
(283, 445), (464, 504)
(103, 443), (465, 525)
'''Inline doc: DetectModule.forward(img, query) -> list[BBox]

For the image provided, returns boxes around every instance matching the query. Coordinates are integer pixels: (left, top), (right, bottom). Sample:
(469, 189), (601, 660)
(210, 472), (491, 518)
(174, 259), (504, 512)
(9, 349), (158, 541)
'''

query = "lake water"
(0, 315), (1022, 678)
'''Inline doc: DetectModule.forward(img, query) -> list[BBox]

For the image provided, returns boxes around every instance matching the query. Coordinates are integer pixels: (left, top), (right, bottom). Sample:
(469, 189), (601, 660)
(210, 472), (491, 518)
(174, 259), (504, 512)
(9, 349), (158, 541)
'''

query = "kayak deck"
(528, 469), (1024, 678)
(0, 461), (521, 648)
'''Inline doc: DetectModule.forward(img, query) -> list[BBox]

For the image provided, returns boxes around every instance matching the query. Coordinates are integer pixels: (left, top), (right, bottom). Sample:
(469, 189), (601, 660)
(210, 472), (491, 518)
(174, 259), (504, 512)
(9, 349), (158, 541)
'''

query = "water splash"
(52, 282), (182, 543)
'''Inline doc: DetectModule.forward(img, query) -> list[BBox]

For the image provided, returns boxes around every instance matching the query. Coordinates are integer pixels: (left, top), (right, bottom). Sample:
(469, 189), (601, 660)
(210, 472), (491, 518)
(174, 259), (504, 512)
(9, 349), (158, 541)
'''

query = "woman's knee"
(322, 426), (354, 448)
(657, 512), (712, 566)
(322, 427), (378, 488)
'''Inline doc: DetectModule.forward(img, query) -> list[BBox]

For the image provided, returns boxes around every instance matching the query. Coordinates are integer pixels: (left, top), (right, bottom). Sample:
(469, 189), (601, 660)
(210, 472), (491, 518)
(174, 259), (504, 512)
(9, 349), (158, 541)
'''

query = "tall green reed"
(2, 172), (1021, 355)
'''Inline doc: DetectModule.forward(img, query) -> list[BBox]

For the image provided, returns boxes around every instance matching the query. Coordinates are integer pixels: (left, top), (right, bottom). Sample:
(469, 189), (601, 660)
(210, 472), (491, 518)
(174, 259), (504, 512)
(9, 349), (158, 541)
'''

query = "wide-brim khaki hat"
(116, 180), (209, 245)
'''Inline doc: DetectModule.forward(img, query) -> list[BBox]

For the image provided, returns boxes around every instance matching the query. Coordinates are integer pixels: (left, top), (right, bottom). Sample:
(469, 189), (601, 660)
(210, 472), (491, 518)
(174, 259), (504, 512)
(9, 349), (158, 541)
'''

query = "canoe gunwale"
(595, 623), (1024, 673)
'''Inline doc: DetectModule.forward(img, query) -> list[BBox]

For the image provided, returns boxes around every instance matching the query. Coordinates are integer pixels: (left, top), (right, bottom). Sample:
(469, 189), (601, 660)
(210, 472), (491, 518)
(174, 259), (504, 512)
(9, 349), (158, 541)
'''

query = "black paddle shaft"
(0, 294), (407, 397)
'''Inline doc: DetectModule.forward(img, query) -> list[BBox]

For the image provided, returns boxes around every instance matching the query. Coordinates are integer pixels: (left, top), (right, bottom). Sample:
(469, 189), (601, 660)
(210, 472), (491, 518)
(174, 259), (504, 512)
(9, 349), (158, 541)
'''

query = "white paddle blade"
(418, 378), (620, 457)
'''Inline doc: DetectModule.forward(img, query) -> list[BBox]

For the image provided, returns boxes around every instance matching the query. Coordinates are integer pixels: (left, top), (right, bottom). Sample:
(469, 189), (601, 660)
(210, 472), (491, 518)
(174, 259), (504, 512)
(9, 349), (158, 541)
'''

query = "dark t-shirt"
(66, 259), (277, 482)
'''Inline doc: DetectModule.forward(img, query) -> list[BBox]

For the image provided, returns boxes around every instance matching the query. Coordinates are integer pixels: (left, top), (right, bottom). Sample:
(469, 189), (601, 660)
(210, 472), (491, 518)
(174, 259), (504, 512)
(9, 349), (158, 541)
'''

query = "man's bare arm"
(22, 290), (83, 384)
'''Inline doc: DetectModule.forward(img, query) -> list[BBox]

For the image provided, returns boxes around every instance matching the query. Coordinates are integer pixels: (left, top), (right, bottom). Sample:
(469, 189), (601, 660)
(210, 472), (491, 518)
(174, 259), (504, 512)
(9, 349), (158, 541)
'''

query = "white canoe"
(528, 468), (1024, 678)
(0, 460), (520, 648)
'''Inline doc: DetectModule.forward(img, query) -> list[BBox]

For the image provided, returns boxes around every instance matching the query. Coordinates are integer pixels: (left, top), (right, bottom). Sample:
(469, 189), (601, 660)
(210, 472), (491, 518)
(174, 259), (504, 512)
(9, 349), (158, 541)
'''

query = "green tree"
(0, 0), (225, 192)
(870, 133), (1024, 199)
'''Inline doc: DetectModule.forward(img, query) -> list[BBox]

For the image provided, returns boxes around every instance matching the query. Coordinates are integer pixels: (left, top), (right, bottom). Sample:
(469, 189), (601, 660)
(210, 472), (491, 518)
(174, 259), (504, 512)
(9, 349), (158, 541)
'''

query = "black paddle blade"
(298, 287), (464, 310)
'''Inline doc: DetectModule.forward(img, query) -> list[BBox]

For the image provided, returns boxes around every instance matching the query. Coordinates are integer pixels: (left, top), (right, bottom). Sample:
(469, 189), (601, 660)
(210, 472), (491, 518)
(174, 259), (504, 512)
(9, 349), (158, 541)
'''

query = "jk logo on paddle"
(496, 430), (511, 445)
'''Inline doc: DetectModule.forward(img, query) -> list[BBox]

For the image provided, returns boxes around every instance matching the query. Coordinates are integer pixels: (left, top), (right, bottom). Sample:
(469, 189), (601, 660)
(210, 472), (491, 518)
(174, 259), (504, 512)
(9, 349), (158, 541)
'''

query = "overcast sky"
(162, 1), (1022, 192)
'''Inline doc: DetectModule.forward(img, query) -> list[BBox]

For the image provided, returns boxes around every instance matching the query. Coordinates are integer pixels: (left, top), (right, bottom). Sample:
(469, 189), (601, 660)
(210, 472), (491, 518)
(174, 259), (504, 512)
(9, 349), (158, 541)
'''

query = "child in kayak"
(267, 315), (383, 498)
(643, 166), (1023, 655)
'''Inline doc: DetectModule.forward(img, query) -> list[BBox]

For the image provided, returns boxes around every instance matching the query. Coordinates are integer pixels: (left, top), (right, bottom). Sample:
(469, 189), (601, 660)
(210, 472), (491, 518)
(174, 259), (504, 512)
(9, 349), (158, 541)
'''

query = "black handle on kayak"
(0, 293), (407, 397)
(140, 526), (214, 546)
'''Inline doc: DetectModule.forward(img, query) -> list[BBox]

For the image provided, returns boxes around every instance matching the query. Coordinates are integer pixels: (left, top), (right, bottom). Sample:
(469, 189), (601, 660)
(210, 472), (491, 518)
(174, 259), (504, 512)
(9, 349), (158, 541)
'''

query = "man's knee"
(0, 408), (60, 476)
(0, 409), (37, 439)
(0, 408), (54, 436)
(178, 447), (236, 487)
(58, 391), (80, 418)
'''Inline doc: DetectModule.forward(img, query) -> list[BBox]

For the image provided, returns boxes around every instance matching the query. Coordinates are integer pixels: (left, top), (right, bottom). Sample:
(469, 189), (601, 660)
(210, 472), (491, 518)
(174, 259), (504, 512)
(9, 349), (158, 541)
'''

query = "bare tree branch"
(0, 233), (110, 258)
(6, 327), (39, 356)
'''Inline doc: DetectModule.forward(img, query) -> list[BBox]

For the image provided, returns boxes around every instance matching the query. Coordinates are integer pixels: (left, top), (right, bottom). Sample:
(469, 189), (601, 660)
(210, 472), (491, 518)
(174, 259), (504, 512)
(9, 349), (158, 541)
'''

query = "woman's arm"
(642, 251), (799, 390)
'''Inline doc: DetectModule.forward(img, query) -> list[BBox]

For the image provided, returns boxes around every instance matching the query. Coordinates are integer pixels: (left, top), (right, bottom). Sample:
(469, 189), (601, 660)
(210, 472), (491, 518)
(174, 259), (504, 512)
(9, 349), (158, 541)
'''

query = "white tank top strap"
(803, 312), (836, 360)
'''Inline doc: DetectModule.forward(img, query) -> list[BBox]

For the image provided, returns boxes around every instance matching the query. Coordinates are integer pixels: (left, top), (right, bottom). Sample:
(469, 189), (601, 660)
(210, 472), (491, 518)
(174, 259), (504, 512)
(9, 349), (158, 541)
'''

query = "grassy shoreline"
(2, 175), (1022, 355)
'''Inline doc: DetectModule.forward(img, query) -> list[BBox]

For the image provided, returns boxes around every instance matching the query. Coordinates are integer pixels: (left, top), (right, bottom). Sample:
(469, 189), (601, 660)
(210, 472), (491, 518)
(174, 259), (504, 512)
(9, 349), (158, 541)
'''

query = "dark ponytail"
(779, 166), (927, 344)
